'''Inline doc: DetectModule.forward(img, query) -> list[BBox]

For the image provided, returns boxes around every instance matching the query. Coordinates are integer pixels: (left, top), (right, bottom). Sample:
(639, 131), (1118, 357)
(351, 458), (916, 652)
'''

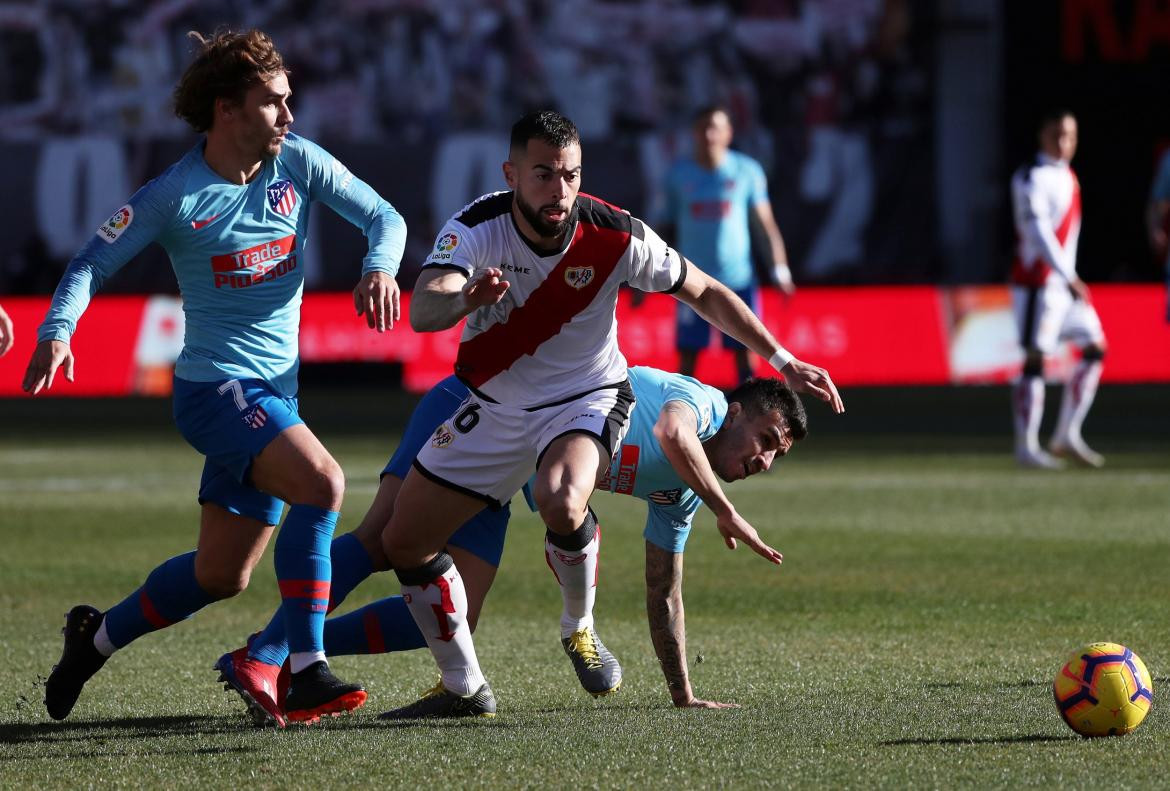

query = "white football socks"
(400, 561), (484, 696)
(93, 619), (117, 658)
(1013, 375), (1045, 455)
(1053, 359), (1102, 447)
(289, 651), (327, 674)
(545, 523), (600, 639)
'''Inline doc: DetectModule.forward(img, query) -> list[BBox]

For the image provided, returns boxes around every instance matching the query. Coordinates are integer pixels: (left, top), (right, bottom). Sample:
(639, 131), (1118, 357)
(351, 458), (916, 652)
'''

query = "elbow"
(409, 311), (436, 333)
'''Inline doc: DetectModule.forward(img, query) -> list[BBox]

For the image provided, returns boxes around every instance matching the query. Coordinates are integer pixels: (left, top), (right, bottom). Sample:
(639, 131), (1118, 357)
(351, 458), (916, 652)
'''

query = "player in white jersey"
(1010, 110), (1106, 469)
(379, 110), (844, 718)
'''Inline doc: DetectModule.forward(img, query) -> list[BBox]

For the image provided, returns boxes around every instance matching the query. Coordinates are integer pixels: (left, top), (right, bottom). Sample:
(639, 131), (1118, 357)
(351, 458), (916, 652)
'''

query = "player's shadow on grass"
(879, 735), (1071, 746)
(0, 715), (260, 747)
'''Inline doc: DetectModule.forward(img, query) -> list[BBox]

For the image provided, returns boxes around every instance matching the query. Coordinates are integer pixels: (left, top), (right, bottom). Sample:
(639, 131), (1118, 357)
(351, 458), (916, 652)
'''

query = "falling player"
(215, 367), (807, 725)
(377, 110), (843, 718)
(23, 29), (405, 723)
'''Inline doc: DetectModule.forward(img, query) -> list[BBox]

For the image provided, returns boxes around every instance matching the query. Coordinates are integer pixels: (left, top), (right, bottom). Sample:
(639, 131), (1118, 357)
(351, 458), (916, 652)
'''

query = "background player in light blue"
(215, 366), (806, 723)
(1146, 147), (1170, 322)
(662, 105), (795, 382)
(23, 29), (404, 724)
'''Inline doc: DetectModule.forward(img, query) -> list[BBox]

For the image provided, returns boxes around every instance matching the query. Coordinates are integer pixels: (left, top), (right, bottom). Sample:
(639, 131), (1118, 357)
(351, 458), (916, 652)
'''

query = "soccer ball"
(1053, 642), (1153, 737)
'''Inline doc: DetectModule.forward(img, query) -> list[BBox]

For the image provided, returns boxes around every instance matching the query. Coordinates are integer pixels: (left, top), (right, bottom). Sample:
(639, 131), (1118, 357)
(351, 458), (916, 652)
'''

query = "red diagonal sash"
(455, 219), (630, 388)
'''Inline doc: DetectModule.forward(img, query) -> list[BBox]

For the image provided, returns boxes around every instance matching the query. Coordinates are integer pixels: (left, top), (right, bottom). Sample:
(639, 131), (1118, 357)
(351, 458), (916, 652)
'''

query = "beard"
(515, 191), (573, 239)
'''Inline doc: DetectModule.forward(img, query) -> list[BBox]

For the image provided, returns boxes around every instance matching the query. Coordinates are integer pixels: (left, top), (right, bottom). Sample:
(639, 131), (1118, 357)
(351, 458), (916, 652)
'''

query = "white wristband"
(768, 348), (795, 372)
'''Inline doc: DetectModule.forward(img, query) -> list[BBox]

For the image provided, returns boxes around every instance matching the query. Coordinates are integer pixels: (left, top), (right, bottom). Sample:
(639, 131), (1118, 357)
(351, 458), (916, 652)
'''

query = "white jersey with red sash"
(1010, 154), (1081, 288)
(423, 191), (685, 408)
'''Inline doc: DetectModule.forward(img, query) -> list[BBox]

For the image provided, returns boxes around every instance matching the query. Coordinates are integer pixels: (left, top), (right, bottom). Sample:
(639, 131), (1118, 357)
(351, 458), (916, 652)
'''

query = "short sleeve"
(659, 379), (719, 441)
(422, 220), (479, 277)
(625, 217), (685, 293)
(747, 157), (769, 206)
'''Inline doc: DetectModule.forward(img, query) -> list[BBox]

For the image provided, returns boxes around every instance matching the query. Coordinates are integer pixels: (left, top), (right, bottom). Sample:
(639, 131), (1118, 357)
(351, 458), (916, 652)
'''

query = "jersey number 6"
(453, 402), (481, 434)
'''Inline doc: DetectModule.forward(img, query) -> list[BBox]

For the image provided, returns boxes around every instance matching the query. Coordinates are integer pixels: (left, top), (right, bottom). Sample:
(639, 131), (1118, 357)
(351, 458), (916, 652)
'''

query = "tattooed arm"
(645, 540), (739, 709)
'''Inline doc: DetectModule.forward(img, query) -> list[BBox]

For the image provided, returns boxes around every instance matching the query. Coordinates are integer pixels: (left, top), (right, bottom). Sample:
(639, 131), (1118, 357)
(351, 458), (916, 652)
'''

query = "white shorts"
(1012, 280), (1105, 355)
(412, 380), (635, 508)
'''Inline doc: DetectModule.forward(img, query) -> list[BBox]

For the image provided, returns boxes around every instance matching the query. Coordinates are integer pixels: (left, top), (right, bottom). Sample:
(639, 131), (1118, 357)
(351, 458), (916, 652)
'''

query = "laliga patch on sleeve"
(97, 205), (134, 244)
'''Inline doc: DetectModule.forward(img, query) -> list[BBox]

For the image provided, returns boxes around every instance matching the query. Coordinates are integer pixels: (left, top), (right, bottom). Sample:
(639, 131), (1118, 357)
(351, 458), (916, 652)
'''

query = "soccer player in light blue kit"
(215, 366), (805, 724)
(663, 105), (794, 382)
(1147, 147), (1170, 322)
(23, 29), (405, 724)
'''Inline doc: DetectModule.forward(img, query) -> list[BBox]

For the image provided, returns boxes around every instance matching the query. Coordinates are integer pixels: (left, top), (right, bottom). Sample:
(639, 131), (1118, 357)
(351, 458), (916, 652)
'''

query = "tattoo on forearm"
(646, 543), (688, 695)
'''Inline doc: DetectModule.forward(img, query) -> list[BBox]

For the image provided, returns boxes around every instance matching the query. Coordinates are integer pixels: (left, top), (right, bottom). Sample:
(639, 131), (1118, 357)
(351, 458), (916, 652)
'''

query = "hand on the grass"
(463, 267), (510, 310)
(353, 271), (400, 331)
(674, 697), (741, 710)
(781, 359), (845, 414)
(716, 509), (782, 565)
(23, 339), (74, 395)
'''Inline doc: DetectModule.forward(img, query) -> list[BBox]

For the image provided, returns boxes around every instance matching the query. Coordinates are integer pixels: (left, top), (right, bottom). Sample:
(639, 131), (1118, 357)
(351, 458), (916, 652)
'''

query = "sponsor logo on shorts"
(648, 488), (682, 506)
(267, 179), (297, 216)
(97, 205), (133, 244)
(564, 266), (594, 289)
(242, 404), (268, 429)
(210, 234), (298, 289)
(431, 424), (454, 449)
(598, 445), (639, 495)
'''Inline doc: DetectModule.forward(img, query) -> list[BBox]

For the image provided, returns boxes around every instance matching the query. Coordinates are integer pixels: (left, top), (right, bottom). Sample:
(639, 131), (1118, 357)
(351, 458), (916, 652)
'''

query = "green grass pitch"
(1, 386), (1168, 789)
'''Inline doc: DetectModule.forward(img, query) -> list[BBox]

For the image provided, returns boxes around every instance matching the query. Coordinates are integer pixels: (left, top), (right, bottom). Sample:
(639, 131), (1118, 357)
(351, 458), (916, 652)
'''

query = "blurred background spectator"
(1, 0), (1167, 296)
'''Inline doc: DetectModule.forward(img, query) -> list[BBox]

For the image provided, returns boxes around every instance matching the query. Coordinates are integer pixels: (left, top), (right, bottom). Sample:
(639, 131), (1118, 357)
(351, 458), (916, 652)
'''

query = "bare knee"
(350, 523), (391, 571)
(299, 459), (345, 511)
(537, 493), (588, 535)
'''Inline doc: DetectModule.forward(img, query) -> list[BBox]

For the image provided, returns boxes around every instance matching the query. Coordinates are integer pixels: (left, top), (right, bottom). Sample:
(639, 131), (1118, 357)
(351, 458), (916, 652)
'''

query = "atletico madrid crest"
(241, 405), (269, 429)
(267, 179), (297, 216)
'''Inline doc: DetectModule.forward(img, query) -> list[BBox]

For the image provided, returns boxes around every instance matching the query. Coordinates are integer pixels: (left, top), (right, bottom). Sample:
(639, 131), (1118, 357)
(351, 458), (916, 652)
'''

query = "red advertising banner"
(1, 285), (1167, 397)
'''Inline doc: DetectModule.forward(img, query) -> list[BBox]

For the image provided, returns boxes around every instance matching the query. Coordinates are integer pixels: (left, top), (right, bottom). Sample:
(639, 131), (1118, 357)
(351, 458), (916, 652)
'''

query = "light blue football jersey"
(1150, 150), (1170, 270)
(38, 133), (405, 397)
(663, 150), (768, 291)
(598, 366), (728, 553)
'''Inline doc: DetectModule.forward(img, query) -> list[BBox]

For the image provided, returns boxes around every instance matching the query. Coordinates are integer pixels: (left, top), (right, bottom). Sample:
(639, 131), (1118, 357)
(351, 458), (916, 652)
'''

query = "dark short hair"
(726, 377), (808, 441)
(509, 110), (580, 155)
(1038, 108), (1075, 133)
(173, 29), (287, 133)
(692, 104), (731, 125)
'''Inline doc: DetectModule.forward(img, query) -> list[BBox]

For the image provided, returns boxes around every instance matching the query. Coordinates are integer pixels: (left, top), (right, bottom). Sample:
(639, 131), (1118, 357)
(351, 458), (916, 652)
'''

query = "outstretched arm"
(653, 401), (782, 563)
(672, 263), (844, 413)
(645, 541), (738, 709)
